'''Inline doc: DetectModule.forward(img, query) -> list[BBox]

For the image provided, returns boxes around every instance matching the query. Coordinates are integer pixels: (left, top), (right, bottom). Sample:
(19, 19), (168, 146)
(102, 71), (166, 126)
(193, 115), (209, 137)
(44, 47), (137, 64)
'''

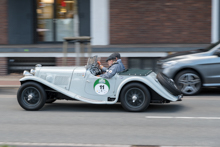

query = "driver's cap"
(106, 54), (116, 62)
(112, 52), (121, 59)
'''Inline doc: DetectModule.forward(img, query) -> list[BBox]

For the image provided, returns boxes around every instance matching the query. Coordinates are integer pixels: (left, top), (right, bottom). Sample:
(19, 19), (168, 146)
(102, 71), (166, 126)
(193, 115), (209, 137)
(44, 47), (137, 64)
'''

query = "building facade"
(0, 0), (219, 75)
(1, 0), (219, 45)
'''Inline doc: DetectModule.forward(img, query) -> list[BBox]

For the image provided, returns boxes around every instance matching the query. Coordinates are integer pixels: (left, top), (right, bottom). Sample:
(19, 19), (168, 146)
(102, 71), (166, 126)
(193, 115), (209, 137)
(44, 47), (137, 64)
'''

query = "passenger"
(96, 54), (121, 79)
(97, 52), (125, 73)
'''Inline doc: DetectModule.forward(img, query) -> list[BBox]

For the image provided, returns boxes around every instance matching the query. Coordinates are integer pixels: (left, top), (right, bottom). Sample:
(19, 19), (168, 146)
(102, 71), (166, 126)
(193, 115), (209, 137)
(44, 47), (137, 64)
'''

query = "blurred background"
(0, 0), (217, 76)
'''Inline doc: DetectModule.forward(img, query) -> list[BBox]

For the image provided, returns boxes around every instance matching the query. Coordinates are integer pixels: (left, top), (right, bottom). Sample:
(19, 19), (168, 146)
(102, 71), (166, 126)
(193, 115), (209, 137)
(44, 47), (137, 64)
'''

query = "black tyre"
(17, 82), (46, 111)
(157, 72), (182, 96)
(46, 99), (56, 103)
(120, 83), (151, 112)
(174, 70), (202, 96)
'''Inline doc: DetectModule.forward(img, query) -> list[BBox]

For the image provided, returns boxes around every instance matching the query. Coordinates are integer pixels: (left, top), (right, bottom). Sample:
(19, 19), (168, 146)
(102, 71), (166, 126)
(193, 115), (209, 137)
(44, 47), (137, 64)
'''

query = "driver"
(98, 52), (125, 72)
(96, 54), (121, 79)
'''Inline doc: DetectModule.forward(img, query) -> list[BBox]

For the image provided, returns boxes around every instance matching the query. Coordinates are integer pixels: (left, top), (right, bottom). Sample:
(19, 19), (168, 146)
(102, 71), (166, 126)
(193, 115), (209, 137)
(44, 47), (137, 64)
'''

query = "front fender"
(19, 76), (111, 104)
(115, 73), (179, 102)
(20, 76), (73, 94)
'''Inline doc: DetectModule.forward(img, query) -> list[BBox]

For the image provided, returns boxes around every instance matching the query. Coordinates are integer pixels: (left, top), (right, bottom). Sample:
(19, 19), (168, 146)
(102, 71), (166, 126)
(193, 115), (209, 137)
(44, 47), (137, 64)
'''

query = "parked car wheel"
(157, 72), (182, 96)
(17, 82), (46, 110)
(46, 99), (56, 103)
(120, 83), (151, 112)
(174, 70), (202, 96)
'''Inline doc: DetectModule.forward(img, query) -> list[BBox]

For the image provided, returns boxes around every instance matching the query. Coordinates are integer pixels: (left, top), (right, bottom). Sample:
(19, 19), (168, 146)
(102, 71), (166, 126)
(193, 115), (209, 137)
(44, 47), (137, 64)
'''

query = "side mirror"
(214, 50), (220, 57)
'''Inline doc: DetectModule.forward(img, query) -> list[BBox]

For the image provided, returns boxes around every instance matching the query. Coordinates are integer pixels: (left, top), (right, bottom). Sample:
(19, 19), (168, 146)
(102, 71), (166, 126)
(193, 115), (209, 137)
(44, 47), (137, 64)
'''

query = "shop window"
(37, 0), (75, 42)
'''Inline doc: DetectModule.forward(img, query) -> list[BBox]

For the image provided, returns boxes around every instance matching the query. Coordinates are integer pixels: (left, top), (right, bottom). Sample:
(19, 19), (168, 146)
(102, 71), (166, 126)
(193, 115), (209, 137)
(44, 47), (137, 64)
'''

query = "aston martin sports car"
(17, 56), (182, 112)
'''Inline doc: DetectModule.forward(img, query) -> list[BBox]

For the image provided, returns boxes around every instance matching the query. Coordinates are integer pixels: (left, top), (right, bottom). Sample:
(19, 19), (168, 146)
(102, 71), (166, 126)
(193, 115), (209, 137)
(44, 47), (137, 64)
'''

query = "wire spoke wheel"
(22, 87), (41, 106)
(120, 83), (151, 112)
(17, 82), (46, 111)
(125, 88), (145, 108)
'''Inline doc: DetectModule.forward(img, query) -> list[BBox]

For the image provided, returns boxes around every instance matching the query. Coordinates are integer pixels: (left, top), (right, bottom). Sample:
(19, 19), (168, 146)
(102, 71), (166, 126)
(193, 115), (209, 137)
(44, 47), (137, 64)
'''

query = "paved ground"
(0, 88), (220, 147)
(0, 75), (21, 87)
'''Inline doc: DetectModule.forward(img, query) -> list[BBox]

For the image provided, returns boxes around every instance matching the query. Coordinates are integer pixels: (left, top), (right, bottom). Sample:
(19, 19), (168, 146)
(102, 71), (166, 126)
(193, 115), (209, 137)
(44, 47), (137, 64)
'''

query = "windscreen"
(86, 56), (101, 70)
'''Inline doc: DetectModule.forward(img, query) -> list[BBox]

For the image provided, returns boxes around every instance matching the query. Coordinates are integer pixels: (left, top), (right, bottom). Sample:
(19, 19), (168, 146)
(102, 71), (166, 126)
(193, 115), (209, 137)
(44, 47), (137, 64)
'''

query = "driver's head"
(106, 54), (117, 66)
(107, 59), (117, 66)
(110, 52), (121, 60)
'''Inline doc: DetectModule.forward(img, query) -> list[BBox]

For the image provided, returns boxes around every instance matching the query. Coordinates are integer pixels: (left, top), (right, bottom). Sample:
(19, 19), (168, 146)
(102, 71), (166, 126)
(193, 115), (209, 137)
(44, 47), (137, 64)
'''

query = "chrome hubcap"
(21, 87), (41, 105)
(28, 94), (33, 101)
(125, 88), (145, 108)
(178, 73), (201, 94)
(132, 95), (138, 102)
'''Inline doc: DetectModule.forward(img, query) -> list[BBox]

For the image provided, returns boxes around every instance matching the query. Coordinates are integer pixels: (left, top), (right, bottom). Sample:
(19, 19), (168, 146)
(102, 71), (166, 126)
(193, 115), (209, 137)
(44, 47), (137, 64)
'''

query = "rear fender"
(116, 73), (180, 102)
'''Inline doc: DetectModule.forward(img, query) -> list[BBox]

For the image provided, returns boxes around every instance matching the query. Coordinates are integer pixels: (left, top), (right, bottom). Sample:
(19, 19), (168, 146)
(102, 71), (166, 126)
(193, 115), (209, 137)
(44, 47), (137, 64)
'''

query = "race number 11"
(95, 84), (109, 95)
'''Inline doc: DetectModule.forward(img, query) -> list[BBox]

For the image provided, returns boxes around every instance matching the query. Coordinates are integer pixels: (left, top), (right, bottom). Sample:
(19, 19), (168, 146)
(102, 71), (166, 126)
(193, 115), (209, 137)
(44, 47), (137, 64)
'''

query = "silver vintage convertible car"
(17, 56), (182, 112)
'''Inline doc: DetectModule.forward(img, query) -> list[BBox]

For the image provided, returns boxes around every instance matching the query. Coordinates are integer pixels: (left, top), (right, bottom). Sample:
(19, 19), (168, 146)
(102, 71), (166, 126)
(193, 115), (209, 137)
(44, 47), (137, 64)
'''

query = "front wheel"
(120, 83), (151, 112)
(174, 70), (202, 96)
(17, 82), (46, 111)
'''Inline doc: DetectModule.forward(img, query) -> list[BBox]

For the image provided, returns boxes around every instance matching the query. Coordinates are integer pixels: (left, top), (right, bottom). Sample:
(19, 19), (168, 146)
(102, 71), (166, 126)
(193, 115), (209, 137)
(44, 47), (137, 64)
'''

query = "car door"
(84, 73), (117, 97)
(203, 49), (220, 84)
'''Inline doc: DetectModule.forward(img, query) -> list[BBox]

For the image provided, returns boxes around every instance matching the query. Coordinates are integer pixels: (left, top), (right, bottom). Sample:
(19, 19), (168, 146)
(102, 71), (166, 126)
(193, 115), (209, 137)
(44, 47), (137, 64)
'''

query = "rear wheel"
(17, 82), (46, 110)
(174, 70), (202, 95)
(120, 83), (151, 112)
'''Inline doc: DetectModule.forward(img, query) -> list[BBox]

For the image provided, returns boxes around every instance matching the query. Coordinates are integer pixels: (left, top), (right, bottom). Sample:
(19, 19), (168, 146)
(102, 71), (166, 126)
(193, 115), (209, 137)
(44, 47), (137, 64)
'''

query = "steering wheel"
(90, 65), (102, 76)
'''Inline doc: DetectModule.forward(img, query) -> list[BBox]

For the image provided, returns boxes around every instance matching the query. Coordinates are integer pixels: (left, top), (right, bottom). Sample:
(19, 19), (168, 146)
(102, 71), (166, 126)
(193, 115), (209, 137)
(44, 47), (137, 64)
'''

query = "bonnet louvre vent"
(40, 75), (46, 80)
(54, 76), (69, 85)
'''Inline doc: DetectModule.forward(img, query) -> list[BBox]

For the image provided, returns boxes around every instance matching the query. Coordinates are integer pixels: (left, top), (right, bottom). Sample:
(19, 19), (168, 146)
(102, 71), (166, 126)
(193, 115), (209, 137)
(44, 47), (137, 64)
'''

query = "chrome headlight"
(162, 61), (177, 68)
(23, 70), (33, 76)
(35, 64), (42, 67)
(30, 69), (35, 75)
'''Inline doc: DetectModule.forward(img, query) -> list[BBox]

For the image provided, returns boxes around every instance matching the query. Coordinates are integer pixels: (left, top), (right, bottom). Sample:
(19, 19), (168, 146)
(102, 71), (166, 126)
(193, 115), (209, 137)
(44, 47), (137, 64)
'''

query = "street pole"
(73, 0), (80, 66)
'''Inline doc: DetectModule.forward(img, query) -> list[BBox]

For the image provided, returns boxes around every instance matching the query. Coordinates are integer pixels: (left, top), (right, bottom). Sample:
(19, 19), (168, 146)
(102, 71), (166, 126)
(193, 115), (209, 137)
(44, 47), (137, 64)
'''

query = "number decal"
(94, 78), (110, 95)
(95, 84), (109, 95)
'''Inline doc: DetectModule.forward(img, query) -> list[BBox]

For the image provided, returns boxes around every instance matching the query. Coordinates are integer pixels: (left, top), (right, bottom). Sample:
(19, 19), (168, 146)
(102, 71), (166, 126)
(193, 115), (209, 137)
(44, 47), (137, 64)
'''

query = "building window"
(128, 57), (159, 72)
(37, 0), (75, 42)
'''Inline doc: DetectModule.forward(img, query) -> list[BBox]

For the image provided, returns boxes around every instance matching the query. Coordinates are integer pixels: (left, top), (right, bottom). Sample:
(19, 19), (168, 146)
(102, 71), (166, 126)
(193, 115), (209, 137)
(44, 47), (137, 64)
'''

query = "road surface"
(0, 88), (219, 147)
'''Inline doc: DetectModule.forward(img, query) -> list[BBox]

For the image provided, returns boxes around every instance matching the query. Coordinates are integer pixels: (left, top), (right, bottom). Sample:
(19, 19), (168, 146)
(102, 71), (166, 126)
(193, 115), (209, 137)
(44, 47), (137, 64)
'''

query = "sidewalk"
(0, 44), (209, 53)
(0, 75), (22, 88)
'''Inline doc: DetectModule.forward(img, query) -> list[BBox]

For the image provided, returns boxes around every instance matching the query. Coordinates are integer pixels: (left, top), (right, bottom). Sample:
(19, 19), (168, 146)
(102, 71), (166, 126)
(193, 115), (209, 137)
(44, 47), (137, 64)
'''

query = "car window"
(213, 48), (220, 56)
(204, 40), (220, 51)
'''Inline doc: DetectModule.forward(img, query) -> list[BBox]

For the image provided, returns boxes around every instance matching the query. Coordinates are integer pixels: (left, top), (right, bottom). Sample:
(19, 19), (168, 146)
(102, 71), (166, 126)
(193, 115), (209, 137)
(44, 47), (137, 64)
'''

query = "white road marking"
(146, 116), (220, 120)
(0, 142), (209, 147)
(0, 142), (130, 147)
(183, 97), (220, 100)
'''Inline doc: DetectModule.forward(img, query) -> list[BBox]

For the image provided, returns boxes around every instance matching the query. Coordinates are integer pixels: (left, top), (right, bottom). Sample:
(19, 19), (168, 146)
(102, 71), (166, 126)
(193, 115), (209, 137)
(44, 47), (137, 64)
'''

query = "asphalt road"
(0, 88), (220, 147)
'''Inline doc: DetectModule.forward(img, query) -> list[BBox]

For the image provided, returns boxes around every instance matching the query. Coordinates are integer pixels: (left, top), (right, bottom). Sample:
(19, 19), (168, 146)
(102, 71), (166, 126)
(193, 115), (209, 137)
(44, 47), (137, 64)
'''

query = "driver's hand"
(96, 75), (100, 77)
(97, 61), (101, 65)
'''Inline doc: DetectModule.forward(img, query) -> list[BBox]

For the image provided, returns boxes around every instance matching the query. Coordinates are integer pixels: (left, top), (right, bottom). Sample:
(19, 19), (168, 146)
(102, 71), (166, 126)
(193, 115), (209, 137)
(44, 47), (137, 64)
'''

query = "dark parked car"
(157, 40), (220, 95)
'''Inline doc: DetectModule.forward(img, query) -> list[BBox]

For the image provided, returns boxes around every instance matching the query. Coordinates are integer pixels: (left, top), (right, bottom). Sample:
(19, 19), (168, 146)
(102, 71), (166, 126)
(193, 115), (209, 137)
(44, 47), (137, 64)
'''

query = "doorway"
(36, 0), (75, 42)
